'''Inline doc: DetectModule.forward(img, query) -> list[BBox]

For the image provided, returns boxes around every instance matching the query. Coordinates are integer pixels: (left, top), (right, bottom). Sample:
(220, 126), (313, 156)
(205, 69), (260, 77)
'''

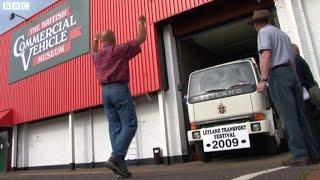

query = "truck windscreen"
(188, 61), (256, 103)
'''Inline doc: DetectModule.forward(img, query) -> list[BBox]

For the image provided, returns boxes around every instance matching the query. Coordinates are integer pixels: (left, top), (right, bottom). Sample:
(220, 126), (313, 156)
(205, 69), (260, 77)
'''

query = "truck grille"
(199, 116), (252, 129)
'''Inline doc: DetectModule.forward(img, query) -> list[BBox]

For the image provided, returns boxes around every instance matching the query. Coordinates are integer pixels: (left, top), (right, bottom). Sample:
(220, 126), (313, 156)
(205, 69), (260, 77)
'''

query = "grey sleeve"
(257, 30), (272, 54)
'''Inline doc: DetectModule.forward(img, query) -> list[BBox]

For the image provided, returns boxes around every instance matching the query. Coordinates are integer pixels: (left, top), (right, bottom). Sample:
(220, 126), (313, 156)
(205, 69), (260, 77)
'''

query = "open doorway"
(157, 0), (278, 161)
(177, 17), (259, 96)
(175, 17), (261, 160)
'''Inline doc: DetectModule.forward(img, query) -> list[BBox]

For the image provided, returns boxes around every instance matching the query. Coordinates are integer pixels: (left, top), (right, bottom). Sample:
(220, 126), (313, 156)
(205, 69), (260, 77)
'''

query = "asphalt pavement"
(0, 153), (318, 180)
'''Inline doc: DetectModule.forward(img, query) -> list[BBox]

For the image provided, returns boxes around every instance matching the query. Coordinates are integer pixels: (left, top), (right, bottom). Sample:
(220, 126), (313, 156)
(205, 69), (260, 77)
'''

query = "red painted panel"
(0, 109), (12, 127)
(0, 0), (213, 125)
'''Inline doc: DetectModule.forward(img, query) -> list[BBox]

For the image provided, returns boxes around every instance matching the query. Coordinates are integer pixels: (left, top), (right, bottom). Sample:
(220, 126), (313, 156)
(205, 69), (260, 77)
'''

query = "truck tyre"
(265, 136), (279, 155)
(195, 141), (211, 162)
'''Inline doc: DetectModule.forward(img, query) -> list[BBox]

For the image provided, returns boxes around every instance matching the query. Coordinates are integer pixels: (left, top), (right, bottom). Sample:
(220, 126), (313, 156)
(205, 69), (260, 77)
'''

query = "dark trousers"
(269, 66), (319, 160)
(305, 100), (320, 150)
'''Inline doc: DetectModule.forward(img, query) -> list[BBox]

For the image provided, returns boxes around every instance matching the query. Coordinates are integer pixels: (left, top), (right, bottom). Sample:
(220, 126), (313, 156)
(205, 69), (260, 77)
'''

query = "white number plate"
(202, 123), (250, 152)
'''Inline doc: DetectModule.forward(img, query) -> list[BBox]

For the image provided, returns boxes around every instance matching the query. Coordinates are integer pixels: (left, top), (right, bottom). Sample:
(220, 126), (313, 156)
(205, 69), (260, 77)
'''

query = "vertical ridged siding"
(0, 0), (212, 125)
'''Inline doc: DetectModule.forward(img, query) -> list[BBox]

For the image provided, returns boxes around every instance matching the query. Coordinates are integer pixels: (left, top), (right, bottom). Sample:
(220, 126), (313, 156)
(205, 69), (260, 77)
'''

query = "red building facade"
(0, 0), (212, 125)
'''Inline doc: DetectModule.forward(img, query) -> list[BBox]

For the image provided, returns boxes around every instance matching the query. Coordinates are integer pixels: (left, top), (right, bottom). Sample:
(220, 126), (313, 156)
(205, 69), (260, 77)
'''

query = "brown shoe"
(281, 157), (311, 166)
(106, 156), (132, 178)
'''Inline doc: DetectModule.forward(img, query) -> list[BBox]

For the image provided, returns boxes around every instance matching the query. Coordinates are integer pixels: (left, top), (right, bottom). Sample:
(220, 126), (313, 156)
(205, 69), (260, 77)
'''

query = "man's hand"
(138, 15), (146, 24)
(94, 33), (100, 41)
(92, 33), (100, 53)
(257, 81), (267, 93)
(137, 15), (147, 45)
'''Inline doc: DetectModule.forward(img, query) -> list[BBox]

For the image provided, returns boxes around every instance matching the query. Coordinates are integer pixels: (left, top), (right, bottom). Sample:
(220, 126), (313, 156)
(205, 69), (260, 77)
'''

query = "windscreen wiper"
(227, 82), (253, 89)
(205, 88), (227, 93)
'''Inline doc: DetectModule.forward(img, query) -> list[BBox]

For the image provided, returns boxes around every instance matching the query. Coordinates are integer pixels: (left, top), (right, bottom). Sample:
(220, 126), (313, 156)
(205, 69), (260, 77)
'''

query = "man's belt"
(271, 63), (290, 70)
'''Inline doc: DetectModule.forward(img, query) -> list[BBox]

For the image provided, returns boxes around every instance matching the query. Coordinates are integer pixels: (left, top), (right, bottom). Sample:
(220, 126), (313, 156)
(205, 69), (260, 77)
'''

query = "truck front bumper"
(188, 120), (275, 143)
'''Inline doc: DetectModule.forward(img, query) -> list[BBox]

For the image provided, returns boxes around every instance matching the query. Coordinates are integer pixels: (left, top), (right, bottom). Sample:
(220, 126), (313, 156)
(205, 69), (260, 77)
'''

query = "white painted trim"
(232, 166), (289, 180)
(284, 0), (304, 57)
(158, 90), (170, 158)
(299, 0), (320, 83)
(20, 124), (29, 168)
(68, 112), (75, 166)
(163, 24), (188, 156)
(11, 126), (18, 168)
(134, 132), (140, 160)
(275, 0), (320, 83)
(90, 109), (95, 163)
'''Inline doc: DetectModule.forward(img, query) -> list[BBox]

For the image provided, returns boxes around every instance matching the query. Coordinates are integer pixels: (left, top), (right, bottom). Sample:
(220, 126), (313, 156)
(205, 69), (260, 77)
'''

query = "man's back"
(258, 25), (294, 68)
(92, 40), (141, 84)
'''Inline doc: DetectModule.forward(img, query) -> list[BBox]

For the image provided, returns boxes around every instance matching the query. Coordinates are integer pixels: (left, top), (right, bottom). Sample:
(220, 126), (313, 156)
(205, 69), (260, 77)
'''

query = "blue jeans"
(269, 66), (319, 160)
(102, 83), (138, 159)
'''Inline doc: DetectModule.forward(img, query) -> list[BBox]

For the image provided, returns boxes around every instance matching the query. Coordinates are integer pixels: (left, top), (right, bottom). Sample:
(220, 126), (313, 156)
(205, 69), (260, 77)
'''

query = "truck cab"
(187, 58), (284, 162)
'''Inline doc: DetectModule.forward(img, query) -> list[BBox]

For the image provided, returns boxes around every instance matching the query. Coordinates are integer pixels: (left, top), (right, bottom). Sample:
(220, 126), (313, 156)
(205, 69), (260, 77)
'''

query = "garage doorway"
(157, 0), (277, 161)
(174, 11), (279, 159)
(173, 16), (260, 161)
(177, 17), (259, 97)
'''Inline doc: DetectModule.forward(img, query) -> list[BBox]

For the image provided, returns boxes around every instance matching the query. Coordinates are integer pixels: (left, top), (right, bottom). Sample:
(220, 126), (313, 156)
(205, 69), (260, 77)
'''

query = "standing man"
(251, 9), (319, 166)
(292, 44), (320, 149)
(292, 44), (317, 93)
(91, 15), (147, 177)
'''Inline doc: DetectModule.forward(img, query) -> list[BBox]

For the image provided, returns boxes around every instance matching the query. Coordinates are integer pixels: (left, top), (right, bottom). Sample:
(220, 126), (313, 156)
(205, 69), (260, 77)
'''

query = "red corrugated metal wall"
(0, 0), (212, 125)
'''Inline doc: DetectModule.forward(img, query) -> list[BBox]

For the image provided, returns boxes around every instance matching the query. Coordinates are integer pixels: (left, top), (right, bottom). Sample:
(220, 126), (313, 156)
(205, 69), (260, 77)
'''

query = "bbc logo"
(3, 1), (30, 11)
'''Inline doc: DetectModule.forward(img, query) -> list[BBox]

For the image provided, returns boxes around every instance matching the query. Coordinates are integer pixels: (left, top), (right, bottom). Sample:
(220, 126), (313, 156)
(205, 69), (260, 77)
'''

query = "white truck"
(187, 58), (285, 162)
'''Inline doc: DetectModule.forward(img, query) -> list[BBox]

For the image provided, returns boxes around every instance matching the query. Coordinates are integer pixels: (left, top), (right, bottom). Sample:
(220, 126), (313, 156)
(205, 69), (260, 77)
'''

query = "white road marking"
(231, 166), (290, 180)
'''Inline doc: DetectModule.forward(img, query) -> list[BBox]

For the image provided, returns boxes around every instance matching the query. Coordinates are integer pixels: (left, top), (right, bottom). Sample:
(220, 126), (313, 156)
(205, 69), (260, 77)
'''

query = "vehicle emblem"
(217, 103), (226, 114)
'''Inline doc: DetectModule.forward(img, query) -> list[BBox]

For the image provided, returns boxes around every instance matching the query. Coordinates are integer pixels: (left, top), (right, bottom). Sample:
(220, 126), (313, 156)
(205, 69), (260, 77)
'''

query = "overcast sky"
(0, 0), (57, 35)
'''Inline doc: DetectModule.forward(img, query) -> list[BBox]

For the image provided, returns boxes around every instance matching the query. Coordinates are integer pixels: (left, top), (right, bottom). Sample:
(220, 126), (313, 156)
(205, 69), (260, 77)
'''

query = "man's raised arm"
(137, 15), (147, 45)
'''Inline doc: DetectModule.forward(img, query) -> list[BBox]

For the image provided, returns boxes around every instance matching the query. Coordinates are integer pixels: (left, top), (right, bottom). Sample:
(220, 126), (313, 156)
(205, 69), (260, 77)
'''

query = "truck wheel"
(195, 142), (211, 162)
(265, 136), (279, 155)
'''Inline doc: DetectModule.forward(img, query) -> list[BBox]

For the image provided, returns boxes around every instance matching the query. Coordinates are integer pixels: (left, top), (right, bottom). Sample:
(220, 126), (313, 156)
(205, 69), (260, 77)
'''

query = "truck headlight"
(251, 123), (261, 132)
(192, 131), (201, 139)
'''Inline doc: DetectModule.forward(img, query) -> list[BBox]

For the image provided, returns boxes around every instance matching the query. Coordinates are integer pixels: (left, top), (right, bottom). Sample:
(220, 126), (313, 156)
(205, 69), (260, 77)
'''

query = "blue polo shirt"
(257, 25), (295, 68)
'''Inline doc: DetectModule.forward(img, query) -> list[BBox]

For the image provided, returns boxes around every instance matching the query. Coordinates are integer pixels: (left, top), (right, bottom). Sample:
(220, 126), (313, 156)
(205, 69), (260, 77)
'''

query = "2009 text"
(210, 138), (239, 149)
